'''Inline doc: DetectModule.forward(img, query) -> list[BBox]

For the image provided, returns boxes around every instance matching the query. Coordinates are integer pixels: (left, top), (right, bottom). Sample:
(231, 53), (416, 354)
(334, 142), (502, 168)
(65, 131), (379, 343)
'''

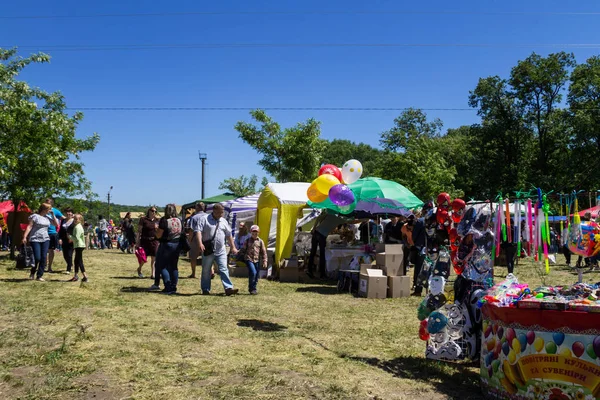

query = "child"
(68, 214), (88, 282)
(242, 225), (267, 295)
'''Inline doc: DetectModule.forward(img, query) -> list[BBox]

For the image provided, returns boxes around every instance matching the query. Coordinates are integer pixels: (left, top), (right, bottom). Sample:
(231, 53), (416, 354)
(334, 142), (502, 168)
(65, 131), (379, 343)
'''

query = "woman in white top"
(22, 202), (58, 281)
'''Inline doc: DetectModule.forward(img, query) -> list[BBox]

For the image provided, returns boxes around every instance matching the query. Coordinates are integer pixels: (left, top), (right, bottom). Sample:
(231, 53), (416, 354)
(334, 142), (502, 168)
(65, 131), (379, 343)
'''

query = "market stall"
(480, 280), (600, 400)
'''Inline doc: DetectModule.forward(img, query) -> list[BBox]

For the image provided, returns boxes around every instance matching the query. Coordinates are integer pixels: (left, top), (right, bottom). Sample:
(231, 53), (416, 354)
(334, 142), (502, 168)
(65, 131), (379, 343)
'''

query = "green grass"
(0, 249), (597, 399)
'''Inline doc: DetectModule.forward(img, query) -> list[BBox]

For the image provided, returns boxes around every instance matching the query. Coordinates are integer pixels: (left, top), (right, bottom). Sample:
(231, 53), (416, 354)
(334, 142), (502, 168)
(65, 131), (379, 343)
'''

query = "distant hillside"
(54, 197), (150, 225)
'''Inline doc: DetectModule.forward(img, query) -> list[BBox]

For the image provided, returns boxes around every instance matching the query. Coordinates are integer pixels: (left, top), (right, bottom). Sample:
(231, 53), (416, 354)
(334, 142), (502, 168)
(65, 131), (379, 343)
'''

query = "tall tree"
(0, 48), (99, 253)
(468, 76), (533, 197)
(219, 175), (268, 197)
(379, 109), (460, 200)
(235, 110), (324, 182)
(568, 55), (600, 190)
(509, 52), (576, 186)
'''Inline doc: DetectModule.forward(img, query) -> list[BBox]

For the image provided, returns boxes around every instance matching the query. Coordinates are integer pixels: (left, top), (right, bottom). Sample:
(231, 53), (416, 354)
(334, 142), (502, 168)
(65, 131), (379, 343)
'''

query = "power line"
(63, 107), (600, 112)
(7, 43), (600, 52)
(2, 10), (600, 19)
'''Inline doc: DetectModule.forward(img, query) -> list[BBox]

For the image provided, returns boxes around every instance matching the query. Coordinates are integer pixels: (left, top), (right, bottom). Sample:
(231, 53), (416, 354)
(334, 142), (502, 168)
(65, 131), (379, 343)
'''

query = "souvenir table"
(324, 246), (369, 277)
(481, 303), (600, 400)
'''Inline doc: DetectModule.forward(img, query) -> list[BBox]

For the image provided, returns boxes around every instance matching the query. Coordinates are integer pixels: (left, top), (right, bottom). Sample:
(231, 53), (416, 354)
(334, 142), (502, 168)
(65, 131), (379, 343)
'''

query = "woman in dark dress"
(122, 212), (136, 254)
(136, 207), (159, 280)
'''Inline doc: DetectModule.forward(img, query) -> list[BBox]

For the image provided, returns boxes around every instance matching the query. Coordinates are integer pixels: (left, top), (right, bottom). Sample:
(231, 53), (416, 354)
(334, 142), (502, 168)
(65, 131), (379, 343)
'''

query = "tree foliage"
(0, 48), (100, 210)
(219, 175), (268, 197)
(235, 110), (324, 182)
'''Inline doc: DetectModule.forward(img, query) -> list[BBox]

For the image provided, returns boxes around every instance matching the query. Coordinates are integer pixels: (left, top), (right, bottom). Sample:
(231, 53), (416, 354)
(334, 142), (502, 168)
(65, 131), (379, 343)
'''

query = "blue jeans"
(246, 261), (259, 292)
(201, 253), (233, 292)
(157, 241), (180, 292)
(30, 240), (50, 278)
(98, 231), (106, 249)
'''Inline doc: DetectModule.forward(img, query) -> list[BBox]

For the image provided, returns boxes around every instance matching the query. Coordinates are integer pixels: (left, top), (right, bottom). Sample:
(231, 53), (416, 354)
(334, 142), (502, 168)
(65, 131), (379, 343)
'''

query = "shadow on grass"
(120, 286), (156, 293)
(343, 354), (481, 400)
(295, 286), (340, 295)
(110, 276), (147, 280)
(237, 319), (287, 332)
(0, 278), (32, 283)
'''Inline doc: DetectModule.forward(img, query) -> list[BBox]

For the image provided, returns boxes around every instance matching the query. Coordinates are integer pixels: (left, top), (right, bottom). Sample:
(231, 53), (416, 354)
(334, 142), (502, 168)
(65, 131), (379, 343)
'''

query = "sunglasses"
(150, 210), (157, 212)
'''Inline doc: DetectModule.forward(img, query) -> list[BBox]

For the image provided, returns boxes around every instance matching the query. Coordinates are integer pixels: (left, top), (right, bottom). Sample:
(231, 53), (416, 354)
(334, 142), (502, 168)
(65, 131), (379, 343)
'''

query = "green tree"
(379, 109), (460, 200)
(509, 52), (576, 186)
(235, 110), (324, 182)
(219, 175), (269, 197)
(568, 55), (600, 190)
(0, 48), (99, 253)
(321, 139), (383, 177)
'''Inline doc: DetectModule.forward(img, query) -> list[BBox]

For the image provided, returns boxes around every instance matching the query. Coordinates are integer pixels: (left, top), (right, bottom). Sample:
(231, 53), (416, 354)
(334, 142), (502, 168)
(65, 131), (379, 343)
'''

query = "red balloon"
(572, 341), (585, 358)
(319, 164), (342, 181)
(419, 320), (430, 341)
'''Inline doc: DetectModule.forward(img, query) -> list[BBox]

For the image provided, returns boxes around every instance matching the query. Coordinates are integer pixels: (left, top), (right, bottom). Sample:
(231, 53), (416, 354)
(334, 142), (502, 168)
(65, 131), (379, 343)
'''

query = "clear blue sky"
(2, 0), (600, 206)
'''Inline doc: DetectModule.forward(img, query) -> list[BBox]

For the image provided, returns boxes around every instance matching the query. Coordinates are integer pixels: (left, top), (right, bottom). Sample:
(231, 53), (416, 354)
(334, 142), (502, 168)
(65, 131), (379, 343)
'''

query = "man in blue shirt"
(45, 198), (64, 272)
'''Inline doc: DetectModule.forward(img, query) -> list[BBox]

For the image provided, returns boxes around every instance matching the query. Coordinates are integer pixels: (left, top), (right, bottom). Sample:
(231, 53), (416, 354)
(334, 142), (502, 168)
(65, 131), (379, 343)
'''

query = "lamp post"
(199, 152), (207, 199)
(107, 186), (113, 222)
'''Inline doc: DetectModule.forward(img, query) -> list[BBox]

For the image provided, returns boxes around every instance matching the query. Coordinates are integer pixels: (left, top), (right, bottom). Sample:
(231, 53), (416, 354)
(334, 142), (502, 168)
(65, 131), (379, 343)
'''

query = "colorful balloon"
(553, 332), (565, 346)
(314, 174), (340, 195)
(511, 338), (521, 354)
(594, 336), (600, 358)
(341, 159), (363, 184)
(506, 328), (516, 345)
(319, 164), (342, 181)
(572, 341), (585, 358)
(526, 331), (535, 345)
(560, 348), (572, 358)
(533, 337), (544, 353)
(497, 326), (504, 340)
(508, 349), (516, 364)
(502, 342), (510, 356)
(586, 343), (597, 359)
(492, 359), (500, 374)
(307, 182), (328, 203)
(328, 184), (355, 206)
(486, 337), (497, 352)
(518, 334), (527, 352)
(546, 342), (558, 355)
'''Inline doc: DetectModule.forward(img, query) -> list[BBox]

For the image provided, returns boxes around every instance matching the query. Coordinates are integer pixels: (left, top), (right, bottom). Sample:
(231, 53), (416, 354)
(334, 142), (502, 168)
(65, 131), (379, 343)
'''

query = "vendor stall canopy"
(257, 182), (311, 265)
(308, 177), (423, 216)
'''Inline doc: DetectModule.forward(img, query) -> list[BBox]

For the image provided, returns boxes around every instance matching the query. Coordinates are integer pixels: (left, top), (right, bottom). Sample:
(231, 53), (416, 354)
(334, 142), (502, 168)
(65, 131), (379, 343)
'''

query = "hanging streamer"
(505, 198), (512, 243)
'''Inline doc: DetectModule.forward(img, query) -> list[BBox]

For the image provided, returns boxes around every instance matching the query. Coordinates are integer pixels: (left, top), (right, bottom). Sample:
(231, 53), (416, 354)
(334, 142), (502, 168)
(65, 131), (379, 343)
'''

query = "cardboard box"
(279, 257), (300, 283)
(359, 269), (387, 299)
(360, 264), (378, 274)
(385, 244), (404, 254)
(387, 276), (410, 298)
(375, 252), (404, 276)
(228, 266), (249, 278)
(375, 243), (386, 253)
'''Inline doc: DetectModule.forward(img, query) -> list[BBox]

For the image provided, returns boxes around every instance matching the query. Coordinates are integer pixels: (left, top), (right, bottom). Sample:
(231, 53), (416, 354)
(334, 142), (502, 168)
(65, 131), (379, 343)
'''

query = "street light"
(107, 186), (113, 221)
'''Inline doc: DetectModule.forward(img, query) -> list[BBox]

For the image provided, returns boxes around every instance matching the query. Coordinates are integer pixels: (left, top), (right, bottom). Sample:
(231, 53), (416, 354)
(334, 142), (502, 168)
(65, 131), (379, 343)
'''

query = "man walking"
(197, 204), (239, 296)
(188, 202), (206, 279)
(45, 198), (64, 272)
(97, 215), (108, 250)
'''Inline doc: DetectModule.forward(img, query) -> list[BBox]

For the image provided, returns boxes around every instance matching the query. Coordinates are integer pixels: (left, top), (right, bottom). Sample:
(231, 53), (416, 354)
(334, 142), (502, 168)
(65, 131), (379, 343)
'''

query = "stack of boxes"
(359, 244), (411, 299)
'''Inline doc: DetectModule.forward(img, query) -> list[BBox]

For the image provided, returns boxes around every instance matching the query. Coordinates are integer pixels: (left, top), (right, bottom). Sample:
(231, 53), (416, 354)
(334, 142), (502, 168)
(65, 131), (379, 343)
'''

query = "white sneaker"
(138, 273), (144, 278)
(64, 270), (71, 275)
(148, 285), (160, 290)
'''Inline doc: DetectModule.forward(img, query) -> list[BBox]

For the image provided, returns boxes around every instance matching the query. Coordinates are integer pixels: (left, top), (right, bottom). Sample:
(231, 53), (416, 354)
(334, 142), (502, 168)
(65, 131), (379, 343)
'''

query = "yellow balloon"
(315, 174), (340, 195)
(512, 338), (521, 354)
(307, 182), (328, 203)
(533, 337), (544, 353)
(560, 348), (572, 358)
(508, 349), (516, 364)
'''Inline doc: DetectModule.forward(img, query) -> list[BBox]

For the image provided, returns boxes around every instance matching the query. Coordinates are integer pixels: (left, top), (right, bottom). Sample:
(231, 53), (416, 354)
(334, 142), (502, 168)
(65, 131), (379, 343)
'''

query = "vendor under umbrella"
(307, 211), (346, 279)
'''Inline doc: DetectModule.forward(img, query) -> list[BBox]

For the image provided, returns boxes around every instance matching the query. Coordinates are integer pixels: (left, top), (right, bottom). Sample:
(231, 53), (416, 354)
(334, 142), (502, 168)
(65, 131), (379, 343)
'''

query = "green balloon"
(492, 360), (500, 374)
(546, 342), (557, 355)
(586, 343), (598, 359)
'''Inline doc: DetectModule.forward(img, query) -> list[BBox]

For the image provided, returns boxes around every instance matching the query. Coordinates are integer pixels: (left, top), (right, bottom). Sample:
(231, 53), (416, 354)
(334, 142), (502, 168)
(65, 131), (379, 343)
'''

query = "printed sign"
(481, 318), (600, 400)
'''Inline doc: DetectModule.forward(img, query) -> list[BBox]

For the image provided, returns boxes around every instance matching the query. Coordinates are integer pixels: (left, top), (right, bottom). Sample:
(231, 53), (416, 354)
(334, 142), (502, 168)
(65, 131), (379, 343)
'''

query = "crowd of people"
(7, 198), (270, 295)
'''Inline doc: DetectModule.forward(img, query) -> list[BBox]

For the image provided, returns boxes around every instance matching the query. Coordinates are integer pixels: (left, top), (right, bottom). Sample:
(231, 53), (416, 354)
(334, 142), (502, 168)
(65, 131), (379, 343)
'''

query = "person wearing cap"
(242, 225), (268, 295)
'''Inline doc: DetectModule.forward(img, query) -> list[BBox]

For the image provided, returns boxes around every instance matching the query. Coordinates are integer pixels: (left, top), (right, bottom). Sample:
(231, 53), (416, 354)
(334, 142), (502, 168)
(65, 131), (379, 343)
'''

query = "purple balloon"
(329, 184), (355, 206)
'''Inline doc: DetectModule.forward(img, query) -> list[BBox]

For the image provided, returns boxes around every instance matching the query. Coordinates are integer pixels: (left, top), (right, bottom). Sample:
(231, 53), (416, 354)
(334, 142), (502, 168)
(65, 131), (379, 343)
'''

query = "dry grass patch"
(0, 250), (597, 399)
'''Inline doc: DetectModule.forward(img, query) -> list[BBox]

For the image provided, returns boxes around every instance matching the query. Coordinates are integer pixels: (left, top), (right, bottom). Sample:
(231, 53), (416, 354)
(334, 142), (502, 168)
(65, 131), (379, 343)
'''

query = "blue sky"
(2, 0), (600, 206)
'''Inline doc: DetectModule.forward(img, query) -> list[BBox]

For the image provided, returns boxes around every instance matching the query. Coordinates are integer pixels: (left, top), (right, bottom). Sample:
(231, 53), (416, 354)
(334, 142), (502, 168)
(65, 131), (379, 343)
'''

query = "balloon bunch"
(307, 160), (363, 212)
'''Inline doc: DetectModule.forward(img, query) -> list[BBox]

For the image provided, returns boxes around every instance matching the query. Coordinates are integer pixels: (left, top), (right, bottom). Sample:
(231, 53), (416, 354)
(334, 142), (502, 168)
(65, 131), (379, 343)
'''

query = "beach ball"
(341, 159), (363, 184)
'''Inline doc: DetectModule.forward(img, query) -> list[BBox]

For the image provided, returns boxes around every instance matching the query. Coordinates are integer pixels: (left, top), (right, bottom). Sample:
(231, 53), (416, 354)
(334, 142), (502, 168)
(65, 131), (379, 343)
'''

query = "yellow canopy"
(256, 183), (310, 265)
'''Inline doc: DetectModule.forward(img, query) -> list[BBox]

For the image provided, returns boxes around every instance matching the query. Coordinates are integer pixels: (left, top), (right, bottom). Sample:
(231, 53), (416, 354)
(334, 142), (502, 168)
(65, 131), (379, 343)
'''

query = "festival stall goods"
(480, 277), (600, 400)
(256, 183), (311, 266)
(418, 197), (495, 362)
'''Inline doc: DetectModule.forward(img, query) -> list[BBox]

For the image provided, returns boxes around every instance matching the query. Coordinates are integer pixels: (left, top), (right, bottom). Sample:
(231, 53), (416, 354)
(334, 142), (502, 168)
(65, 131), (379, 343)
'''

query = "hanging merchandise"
(568, 194), (600, 258)
(527, 199), (533, 258)
(515, 200), (522, 257)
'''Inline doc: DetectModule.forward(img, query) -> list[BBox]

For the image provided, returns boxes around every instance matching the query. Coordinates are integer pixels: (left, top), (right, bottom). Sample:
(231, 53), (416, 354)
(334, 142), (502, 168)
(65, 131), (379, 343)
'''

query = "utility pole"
(199, 152), (207, 199)
(107, 186), (113, 221)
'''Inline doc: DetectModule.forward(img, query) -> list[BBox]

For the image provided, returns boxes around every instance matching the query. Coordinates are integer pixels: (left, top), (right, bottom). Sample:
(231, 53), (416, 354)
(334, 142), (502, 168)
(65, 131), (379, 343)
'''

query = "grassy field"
(0, 248), (598, 400)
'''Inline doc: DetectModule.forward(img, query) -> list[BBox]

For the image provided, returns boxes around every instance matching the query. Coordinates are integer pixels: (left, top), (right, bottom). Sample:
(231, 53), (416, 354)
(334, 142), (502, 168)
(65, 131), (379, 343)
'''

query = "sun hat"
(251, 225), (260, 232)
